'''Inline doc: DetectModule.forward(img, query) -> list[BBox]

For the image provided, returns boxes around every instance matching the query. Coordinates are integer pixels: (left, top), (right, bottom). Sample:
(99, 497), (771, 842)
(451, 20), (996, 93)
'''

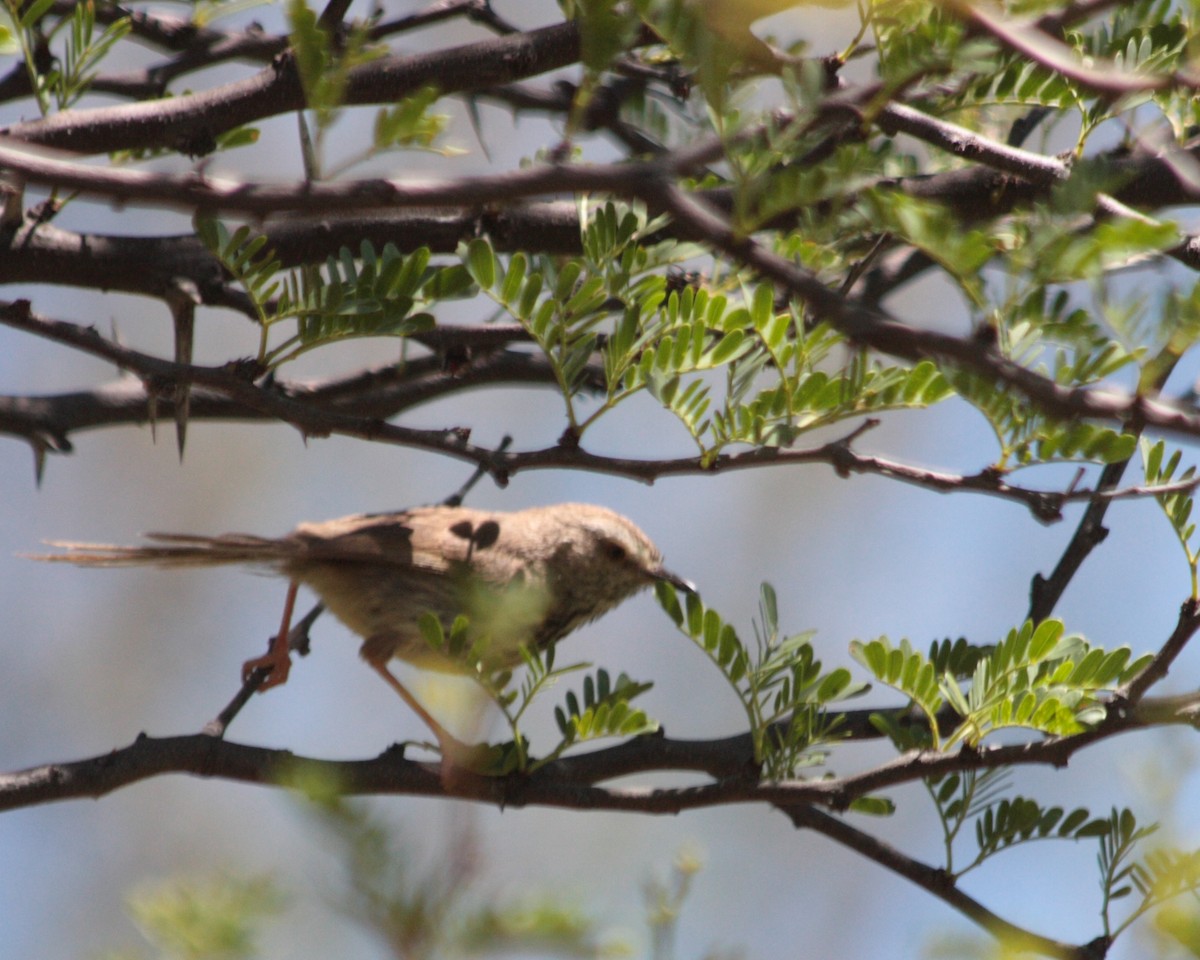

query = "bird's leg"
(242, 579), (299, 690)
(361, 644), (451, 743)
(207, 597), (324, 737)
(361, 638), (481, 775)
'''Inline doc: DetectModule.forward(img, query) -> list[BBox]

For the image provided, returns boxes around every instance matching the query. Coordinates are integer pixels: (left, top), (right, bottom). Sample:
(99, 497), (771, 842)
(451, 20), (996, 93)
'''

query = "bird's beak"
(653, 567), (697, 594)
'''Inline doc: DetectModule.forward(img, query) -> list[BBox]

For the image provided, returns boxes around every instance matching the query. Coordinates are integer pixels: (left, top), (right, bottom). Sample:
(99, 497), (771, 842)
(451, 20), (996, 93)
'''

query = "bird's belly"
(293, 561), (553, 671)
(295, 561), (450, 636)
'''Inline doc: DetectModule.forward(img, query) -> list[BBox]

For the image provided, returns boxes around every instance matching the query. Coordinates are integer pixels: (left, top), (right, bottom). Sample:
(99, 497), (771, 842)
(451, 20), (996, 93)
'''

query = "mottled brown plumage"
(35, 503), (691, 744)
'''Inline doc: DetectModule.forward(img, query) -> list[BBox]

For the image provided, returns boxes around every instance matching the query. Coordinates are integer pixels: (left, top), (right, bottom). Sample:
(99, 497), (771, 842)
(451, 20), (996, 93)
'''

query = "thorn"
(31, 438), (46, 487)
(167, 278), (199, 463)
(1063, 466), (1086, 499)
(442, 435), (512, 506)
(108, 317), (124, 369)
(464, 95), (492, 163)
(174, 408), (188, 461)
(27, 430), (71, 487)
(146, 390), (158, 443)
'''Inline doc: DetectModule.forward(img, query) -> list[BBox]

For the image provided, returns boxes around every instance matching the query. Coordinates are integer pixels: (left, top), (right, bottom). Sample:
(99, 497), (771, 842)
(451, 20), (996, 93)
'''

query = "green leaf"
(18, 0), (55, 29)
(707, 330), (748, 365)
(685, 591), (704, 638)
(418, 611), (444, 650)
(655, 581), (685, 627)
(500, 252), (528, 305)
(464, 238), (497, 289)
(552, 669), (657, 746)
(422, 264), (474, 299)
(850, 796), (896, 816)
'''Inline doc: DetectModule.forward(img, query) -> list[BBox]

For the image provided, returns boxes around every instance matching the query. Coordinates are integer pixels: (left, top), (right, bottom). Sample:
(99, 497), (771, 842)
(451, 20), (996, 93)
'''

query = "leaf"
(464, 238), (497, 289)
(655, 581), (685, 627)
(418, 611), (445, 651)
(850, 796), (896, 816)
(18, 0), (55, 28)
(707, 329), (748, 365)
(500, 252), (528, 305)
(552, 669), (657, 745)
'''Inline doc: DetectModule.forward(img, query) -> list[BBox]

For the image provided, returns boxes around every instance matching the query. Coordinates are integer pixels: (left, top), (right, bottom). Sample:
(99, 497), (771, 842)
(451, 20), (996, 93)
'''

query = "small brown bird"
(35, 503), (692, 746)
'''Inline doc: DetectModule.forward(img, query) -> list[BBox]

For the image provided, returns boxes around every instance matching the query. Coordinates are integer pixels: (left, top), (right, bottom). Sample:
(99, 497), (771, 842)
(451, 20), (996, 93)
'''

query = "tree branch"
(1119, 597), (1200, 704)
(10, 303), (1200, 515)
(784, 805), (1098, 959)
(651, 183), (1200, 444)
(0, 20), (586, 155)
(4, 686), (1195, 815)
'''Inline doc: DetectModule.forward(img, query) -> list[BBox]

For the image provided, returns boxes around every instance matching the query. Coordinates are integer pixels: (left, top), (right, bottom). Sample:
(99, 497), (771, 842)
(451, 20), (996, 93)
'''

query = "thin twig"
(442, 435), (513, 507)
(1119, 597), (1200, 704)
(202, 601), (327, 738)
(783, 805), (1091, 959)
(7, 304), (1200, 515)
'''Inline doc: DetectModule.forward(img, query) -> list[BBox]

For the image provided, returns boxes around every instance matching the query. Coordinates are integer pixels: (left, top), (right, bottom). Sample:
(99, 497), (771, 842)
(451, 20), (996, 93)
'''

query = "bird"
(33, 503), (693, 751)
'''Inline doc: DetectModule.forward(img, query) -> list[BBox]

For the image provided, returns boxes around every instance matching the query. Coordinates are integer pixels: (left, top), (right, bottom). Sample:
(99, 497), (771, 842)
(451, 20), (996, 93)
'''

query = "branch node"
(1029, 493), (1065, 524)
(557, 425), (581, 449)
(222, 357), (267, 381)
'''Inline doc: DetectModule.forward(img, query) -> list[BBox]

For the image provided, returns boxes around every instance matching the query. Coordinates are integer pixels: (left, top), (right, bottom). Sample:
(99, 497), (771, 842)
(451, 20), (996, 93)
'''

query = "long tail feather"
(28, 533), (295, 568)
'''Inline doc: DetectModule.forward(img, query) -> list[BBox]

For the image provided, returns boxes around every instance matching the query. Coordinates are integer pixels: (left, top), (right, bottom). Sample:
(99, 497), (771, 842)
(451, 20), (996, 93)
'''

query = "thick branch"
(7, 304), (1200, 515)
(0, 348), (555, 441)
(2, 688), (1195, 815)
(0, 205), (587, 307)
(651, 183), (1200, 444)
(2, 0), (515, 104)
(0, 21), (585, 155)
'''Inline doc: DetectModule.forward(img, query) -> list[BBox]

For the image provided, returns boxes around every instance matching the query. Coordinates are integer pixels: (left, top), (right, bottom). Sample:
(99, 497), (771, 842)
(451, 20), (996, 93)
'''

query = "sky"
(3, 3), (1200, 960)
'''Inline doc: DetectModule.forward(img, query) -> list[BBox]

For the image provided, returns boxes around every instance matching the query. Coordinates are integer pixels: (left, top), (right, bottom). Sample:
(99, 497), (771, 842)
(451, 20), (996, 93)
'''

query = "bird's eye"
(604, 541), (627, 561)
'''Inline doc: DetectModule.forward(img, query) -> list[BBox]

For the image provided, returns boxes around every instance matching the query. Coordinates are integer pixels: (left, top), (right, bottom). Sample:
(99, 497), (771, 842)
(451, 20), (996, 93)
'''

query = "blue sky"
(4, 3), (1200, 959)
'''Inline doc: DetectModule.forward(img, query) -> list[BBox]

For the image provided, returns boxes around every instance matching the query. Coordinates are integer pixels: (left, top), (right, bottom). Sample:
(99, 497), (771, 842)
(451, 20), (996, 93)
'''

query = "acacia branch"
(1, 727), (1122, 958)
(1024, 353), (1182, 623)
(0, 204), (587, 308)
(651, 182), (1200, 443)
(0, 20), (587, 155)
(949, 0), (1191, 97)
(9, 302), (1200, 515)
(0, 299), (478, 456)
(3, 685), (1196, 814)
(8, 580), (1200, 805)
(1120, 598), (1200, 704)
(0, 346), (558, 446)
(876, 101), (1066, 184)
(4, 121), (1197, 218)
(0, 139), (655, 215)
(2, 0), (510, 104)
(0, 111), (1194, 314)
(1027, 458), (1131, 623)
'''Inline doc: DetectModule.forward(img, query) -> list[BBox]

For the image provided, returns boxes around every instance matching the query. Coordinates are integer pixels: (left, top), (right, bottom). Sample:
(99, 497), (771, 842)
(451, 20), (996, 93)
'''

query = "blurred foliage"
(1, 1), (130, 113)
(101, 788), (719, 960)
(99, 874), (284, 960)
(417, 609), (658, 772)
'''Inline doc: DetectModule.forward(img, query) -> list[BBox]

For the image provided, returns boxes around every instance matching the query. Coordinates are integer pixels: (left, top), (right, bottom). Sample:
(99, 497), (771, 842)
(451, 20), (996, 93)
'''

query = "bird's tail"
(29, 533), (297, 569)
